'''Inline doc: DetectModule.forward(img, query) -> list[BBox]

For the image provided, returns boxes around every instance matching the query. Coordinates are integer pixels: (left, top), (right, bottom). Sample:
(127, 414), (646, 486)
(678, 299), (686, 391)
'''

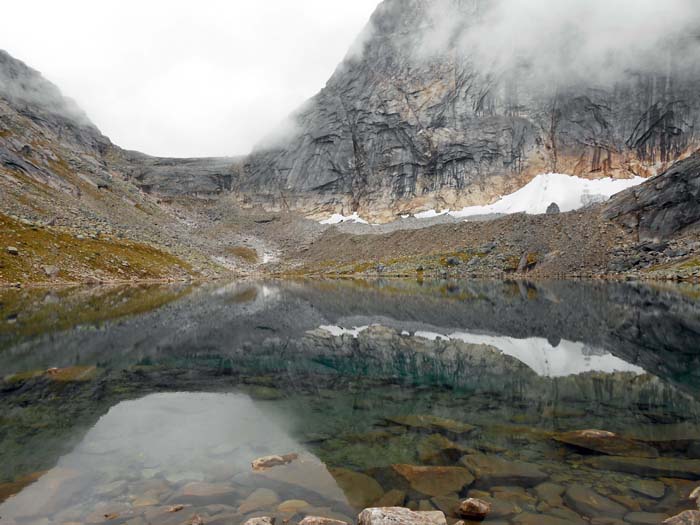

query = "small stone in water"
(251, 453), (299, 471)
(629, 479), (666, 499)
(167, 505), (185, 513)
(458, 498), (491, 520)
(243, 518), (276, 525)
(277, 499), (311, 513)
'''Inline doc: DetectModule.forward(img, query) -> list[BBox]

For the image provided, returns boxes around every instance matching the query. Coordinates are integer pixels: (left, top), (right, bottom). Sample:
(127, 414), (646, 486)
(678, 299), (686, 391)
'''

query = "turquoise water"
(0, 279), (699, 524)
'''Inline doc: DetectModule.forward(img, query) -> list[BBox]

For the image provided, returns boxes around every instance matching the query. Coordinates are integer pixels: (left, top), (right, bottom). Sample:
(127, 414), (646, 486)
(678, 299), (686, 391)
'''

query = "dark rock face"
(239, 0), (700, 220)
(121, 153), (241, 198)
(604, 152), (700, 240)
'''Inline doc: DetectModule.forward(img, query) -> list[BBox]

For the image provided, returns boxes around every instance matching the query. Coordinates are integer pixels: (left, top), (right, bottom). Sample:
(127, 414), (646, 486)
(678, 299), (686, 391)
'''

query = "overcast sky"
(1, 1), (379, 157)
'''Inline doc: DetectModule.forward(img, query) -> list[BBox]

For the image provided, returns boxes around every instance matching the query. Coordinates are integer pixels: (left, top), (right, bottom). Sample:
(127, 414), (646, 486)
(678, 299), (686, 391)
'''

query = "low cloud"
(417, 0), (700, 88)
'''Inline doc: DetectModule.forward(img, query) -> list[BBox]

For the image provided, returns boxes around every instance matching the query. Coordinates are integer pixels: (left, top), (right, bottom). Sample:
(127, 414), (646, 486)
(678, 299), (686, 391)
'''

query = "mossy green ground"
(0, 213), (195, 285)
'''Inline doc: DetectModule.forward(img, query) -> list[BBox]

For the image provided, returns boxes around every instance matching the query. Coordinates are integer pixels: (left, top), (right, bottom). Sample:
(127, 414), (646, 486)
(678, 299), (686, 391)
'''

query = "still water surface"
(1, 279), (699, 524)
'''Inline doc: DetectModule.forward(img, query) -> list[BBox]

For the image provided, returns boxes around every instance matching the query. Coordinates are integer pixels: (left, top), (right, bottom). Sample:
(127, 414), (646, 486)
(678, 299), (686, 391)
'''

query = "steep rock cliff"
(605, 151), (700, 240)
(239, 0), (700, 221)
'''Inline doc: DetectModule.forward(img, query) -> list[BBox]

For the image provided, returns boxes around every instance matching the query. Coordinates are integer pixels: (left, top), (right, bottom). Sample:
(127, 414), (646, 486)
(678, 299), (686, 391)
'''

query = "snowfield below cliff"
(417, 173), (646, 219)
(319, 173), (646, 225)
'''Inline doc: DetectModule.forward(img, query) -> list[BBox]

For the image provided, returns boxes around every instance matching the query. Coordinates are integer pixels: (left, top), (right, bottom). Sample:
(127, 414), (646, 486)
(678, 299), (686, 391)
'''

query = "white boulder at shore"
(358, 507), (447, 525)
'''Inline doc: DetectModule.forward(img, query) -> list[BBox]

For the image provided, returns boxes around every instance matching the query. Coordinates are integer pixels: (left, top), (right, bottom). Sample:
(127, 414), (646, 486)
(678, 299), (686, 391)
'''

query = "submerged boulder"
(238, 488), (279, 514)
(417, 434), (465, 464)
(587, 456), (700, 479)
(385, 415), (475, 437)
(299, 518), (349, 525)
(460, 454), (547, 488)
(392, 464), (474, 497)
(563, 484), (627, 518)
(330, 468), (384, 508)
(553, 429), (659, 458)
(664, 510), (700, 525)
(251, 453), (298, 470)
(458, 498), (491, 520)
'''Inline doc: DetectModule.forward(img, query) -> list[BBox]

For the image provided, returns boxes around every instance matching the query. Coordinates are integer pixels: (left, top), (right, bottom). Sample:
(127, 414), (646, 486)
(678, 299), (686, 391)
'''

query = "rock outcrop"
(604, 151), (700, 240)
(239, 0), (700, 220)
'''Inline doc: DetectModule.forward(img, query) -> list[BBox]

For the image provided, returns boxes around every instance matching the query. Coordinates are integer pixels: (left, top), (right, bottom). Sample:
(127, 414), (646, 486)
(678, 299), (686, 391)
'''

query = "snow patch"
(414, 209), (450, 219)
(318, 325), (370, 337)
(320, 212), (369, 225)
(316, 173), (645, 224)
(415, 173), (646, 219)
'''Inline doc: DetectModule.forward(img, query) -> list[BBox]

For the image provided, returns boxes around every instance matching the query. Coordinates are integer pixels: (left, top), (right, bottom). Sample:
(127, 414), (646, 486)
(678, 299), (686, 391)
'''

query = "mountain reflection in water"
(1, 279), (699, 523)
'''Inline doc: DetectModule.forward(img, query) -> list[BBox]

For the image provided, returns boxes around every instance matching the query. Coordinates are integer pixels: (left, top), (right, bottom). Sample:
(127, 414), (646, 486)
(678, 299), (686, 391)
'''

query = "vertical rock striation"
(239, 0), (700, 221)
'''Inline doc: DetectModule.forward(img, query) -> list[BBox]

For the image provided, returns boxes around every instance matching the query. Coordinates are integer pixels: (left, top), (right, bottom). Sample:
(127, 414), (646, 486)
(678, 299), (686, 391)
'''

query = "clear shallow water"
(1, 279), (700, 524)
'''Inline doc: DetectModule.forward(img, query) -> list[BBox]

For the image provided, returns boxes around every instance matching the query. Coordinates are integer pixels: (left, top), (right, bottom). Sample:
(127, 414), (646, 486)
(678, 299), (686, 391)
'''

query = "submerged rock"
(563, 484), (627, 518)
(392, 464), (475, 497)
(533, 482), (565, 507)
(458, 498), (491, 520)
(417, 434), (465, 464)
(385, 415), (475, 437)
(330, 468), (384, 508)
(429, 495), (460, 516)
(553, 429), (658, 458)
(299, 518), (348, 525)
(374, 489), (406, 507)
(243, 518), (276, 525)
(277, 499), (311, 514)
(180, 482), (236, 500)
(511, 512), (572, 525)
(468, 494), (521, 519)
(625, 512), (671, 524)
(588, 456), (700, 479)
(629, 479), (666, 499)
(664, 510), (700, 524)
(251, 453), (298, 471)
(460, 454), (547, 488)
(238, 488), (279, 514)
(358, 507), (447, 525)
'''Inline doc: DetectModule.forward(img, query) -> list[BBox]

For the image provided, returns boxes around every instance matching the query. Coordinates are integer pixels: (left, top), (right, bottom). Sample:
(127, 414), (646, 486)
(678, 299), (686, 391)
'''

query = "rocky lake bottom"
(1, 279), (699, 525)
